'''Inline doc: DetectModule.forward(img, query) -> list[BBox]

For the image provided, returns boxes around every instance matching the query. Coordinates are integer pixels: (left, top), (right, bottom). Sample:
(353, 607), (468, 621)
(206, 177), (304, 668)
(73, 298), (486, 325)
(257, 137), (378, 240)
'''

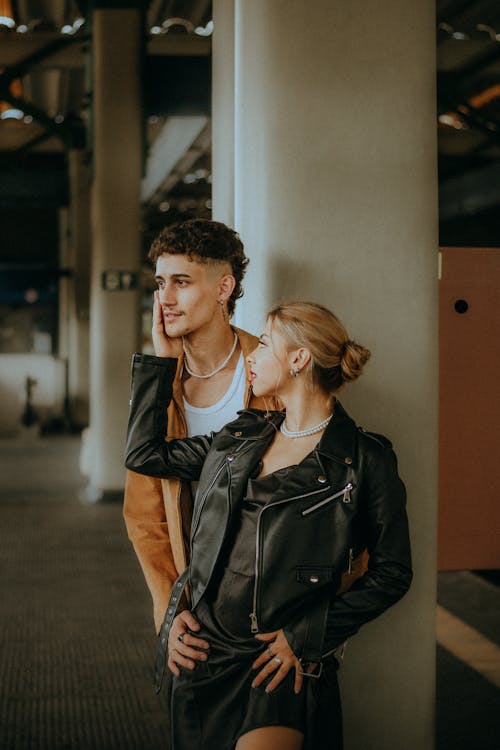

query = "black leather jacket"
(125, 354), (412, 669)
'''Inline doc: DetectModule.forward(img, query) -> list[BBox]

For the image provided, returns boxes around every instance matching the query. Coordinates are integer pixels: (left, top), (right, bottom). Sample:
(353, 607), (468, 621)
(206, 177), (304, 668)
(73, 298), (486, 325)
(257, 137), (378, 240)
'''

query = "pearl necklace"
(280, 414), (332, 438)
(183, 331), (238, 379)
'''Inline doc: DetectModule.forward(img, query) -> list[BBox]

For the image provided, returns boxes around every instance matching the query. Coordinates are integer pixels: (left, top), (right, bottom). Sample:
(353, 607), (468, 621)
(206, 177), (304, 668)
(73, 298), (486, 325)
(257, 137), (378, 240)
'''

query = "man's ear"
(218, 273), (236, 302)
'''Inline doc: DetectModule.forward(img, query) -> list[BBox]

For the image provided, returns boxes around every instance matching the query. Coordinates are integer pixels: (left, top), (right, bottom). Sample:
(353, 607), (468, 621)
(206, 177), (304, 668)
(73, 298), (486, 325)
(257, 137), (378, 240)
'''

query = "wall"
(213, 1), (438, 747)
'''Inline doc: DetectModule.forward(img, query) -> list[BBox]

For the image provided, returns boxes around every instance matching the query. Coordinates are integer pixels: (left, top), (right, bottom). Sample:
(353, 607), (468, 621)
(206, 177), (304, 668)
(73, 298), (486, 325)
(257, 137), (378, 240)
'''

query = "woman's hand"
(252, 629), (303, 694)
(152, 291), (184, 358)
(167, 610), (210, 676)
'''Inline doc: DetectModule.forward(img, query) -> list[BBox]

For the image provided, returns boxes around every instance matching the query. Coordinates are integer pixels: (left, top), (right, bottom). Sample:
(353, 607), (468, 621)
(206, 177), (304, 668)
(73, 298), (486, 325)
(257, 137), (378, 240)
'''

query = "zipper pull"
(343, 483), (353, 503)
(249, 612), (259, 634)
(348, 547), (354, 574)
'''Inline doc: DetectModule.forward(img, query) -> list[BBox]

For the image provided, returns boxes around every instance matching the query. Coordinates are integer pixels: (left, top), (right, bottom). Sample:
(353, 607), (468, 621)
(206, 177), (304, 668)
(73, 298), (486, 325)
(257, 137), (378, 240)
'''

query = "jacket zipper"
(249, 484), (333, 634)
(301, 482), (353, 516)
(190, 458), (228, 552)
(190, 440), (254, 572)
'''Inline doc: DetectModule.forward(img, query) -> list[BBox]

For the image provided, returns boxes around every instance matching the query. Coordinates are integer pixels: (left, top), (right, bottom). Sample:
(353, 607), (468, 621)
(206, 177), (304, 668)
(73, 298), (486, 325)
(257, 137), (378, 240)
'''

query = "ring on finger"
(273, 656), (282, 665)
(266, 647), (273, 657)
(178, 633), (185, 643)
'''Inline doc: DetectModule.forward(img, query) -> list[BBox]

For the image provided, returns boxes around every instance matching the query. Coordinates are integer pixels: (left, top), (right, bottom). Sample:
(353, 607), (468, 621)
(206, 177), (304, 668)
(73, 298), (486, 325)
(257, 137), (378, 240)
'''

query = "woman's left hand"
(251, 629), (303, 694)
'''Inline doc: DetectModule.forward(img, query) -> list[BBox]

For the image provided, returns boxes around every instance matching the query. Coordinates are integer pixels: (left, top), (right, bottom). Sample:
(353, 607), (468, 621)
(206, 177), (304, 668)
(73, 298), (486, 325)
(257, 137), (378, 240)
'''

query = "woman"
(125, 300), (412, 750)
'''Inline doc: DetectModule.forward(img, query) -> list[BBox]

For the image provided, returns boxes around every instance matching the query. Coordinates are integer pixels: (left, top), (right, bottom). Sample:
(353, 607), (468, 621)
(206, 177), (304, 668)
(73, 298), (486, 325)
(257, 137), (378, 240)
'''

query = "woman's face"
(247, 318), (291, 398)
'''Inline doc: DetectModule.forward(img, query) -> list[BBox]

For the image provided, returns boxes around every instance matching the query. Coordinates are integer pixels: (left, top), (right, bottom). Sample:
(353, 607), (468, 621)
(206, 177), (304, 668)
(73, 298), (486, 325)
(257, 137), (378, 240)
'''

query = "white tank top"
(183, 353), (246, 438)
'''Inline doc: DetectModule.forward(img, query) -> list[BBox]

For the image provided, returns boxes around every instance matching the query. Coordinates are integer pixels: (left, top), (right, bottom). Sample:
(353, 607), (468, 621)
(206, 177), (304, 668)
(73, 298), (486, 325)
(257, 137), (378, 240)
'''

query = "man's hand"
(251, 629), (303, 694)
(152, 291), (184, 358)
(167, 610), (210, 676)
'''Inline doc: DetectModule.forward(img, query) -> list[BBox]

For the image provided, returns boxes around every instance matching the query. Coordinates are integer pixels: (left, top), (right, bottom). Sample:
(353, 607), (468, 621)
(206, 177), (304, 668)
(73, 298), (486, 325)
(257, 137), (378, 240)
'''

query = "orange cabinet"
(439, 247), (500, 570)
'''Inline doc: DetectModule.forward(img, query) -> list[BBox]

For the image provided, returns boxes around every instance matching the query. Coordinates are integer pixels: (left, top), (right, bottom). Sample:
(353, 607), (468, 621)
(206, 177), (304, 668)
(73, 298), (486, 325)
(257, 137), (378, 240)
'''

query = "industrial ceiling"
(1, 0), (500, 250)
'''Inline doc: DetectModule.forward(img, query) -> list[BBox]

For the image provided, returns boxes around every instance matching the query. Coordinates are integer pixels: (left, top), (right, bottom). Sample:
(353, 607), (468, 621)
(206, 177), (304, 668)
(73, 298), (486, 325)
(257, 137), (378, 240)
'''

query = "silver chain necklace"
(182, 331), (238, 379)
(280, 414), (332, 438)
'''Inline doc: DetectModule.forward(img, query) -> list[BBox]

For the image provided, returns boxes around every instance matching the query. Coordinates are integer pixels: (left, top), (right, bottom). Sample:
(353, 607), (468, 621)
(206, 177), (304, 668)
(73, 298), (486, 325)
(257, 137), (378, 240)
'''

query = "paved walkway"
(0, 434), (499, 749)
(0, 435), (169, 750)
(436, 571), (500, 750)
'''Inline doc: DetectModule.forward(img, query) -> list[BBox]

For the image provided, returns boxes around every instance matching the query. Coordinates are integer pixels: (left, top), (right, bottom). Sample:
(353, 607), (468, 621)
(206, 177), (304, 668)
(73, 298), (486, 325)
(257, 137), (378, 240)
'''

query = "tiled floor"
(436, 571), (500, 750)
(0, 435), (170, 750)
(0, 434), (498, 749)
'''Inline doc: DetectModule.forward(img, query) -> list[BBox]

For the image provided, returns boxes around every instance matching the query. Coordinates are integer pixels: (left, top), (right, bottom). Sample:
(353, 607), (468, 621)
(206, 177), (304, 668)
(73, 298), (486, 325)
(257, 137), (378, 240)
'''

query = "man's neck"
(183, 322), (237, 375)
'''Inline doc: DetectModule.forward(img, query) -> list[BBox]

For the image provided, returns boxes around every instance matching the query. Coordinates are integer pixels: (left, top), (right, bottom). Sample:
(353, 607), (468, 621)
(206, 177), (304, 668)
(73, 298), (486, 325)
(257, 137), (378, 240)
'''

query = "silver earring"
(290, 367), (300, 378)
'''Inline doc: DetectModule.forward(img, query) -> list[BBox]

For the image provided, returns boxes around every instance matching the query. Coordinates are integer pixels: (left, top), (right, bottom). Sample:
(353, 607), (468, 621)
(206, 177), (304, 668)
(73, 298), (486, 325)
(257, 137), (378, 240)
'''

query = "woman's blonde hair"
(268, 301), (371, 396)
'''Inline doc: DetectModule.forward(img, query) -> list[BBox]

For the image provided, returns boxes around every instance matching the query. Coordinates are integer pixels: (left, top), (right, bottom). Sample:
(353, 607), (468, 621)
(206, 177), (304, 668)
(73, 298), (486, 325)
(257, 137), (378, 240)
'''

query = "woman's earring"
(219, 300), (227, 322)
(290, 367), (300, 378)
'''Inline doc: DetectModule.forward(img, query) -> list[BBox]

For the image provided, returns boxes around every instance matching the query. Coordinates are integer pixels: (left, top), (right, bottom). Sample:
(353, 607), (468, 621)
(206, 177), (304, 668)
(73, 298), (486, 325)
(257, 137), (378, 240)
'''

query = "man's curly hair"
(148, 219), (249, 316)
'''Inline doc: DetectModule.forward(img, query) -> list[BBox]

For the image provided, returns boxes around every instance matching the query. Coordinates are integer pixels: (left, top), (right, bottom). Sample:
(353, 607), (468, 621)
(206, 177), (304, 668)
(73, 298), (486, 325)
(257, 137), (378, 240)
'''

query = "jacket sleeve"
(123, 469), (182, 632)
(125, 353), (213, 479)
(322, 443), (412, 652)
(285, 442), (412, 661)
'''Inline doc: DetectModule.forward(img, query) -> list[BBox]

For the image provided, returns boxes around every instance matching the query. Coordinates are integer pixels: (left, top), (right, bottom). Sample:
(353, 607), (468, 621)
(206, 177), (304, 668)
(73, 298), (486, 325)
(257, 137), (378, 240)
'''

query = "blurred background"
(0, 1), (499, 749)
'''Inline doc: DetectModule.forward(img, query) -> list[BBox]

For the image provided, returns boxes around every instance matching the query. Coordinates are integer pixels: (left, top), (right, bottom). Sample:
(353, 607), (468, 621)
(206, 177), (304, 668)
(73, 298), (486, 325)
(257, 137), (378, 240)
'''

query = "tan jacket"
(123, 327), (269, 632)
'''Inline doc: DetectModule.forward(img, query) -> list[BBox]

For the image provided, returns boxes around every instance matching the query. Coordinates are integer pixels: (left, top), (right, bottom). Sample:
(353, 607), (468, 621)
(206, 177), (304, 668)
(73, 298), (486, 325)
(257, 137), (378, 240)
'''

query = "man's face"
(155, 253), (229, 337)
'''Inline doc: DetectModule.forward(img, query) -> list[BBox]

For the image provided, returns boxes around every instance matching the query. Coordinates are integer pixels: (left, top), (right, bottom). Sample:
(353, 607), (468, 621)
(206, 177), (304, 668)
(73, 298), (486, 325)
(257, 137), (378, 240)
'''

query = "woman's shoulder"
(357, 425), (393, 450)
(332, 401), (395, 462)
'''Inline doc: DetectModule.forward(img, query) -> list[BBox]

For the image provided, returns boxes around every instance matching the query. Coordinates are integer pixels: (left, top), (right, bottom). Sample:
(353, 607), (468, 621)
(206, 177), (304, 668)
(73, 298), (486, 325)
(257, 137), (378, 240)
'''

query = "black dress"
(170, 466), (343, 750)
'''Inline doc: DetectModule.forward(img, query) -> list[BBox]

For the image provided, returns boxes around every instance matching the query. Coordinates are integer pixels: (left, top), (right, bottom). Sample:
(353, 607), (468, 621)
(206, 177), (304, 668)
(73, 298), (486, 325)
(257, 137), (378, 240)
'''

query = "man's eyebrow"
(154, 273), (193, 280)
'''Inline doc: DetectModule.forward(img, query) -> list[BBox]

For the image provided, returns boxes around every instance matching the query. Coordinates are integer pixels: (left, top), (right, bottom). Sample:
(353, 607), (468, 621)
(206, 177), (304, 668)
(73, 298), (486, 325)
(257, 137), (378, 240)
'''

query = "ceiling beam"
(0, 31), (209, 70)
(141, 115), (209, 204)
(0, 34), (90, 86)
(13, 129), (60, 156)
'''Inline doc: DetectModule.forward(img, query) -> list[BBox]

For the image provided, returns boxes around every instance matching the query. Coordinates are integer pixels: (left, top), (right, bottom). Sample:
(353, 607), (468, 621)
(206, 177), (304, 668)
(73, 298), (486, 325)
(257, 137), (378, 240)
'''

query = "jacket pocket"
(301, 483), (353, 516)
(296, 566), (335, 589)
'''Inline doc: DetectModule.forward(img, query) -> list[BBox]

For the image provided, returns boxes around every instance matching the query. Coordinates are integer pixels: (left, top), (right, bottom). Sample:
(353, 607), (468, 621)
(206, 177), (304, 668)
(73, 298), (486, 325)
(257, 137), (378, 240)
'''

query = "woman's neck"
(279, 387), (332, 432)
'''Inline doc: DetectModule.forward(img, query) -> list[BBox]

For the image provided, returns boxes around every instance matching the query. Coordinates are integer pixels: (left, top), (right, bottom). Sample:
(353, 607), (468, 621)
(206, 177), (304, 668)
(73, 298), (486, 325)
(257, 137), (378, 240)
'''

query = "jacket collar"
(316, 400), (358, 468)
(225, 409), (284, 441)
(229, 401), (358, 467)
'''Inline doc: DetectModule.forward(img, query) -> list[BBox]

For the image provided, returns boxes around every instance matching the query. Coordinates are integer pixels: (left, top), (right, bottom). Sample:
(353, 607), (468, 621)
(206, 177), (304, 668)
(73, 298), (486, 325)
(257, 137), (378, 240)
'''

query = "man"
(123, 219), (270, 634)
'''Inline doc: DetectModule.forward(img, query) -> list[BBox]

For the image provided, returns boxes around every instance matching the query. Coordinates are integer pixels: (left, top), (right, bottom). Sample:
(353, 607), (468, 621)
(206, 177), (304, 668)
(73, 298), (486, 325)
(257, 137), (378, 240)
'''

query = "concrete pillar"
(212, 0), (235, 228)
(213, 2), (438, 748)
(87, 7), (142, 498)
(67, 149), (90, 427)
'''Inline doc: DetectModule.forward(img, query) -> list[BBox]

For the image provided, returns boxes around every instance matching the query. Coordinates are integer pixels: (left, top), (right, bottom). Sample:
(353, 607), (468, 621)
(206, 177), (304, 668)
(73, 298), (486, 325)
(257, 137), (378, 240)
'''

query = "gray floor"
(0, 434), (499, 749)
(436, 572), (500, 750)
(0, 435), (169, 750)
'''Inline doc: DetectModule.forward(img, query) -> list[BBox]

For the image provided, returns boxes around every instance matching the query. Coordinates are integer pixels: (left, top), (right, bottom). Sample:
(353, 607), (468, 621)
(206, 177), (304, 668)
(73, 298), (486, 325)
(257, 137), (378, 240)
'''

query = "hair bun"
(340, 340), (371, 383)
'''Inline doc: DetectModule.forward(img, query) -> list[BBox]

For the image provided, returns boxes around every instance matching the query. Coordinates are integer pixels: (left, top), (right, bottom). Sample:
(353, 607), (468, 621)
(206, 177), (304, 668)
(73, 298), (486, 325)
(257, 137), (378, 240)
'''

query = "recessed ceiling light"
(1, 109), (24, 120)
(195, 20), (213, 36)
(0, 16), (15, 28)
